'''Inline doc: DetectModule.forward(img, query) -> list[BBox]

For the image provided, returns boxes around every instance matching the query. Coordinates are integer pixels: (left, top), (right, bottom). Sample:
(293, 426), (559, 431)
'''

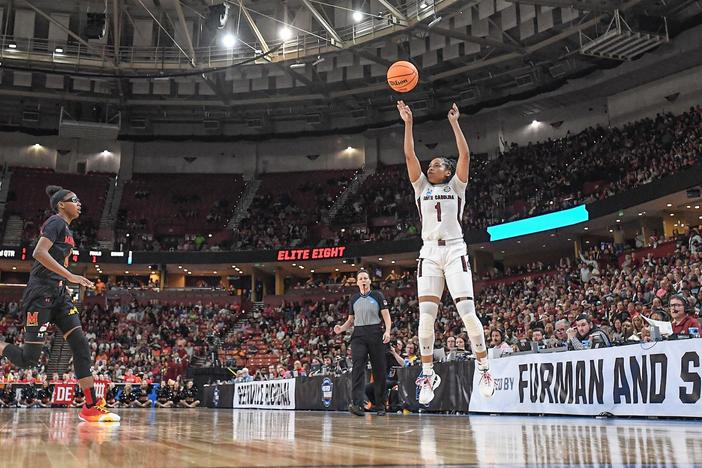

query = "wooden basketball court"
(0, 408), (699, 467)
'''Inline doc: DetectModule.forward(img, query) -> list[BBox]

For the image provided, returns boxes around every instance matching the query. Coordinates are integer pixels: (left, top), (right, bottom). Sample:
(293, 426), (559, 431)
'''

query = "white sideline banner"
(233, 379), (296, 409)
(470, 340), (702, 417)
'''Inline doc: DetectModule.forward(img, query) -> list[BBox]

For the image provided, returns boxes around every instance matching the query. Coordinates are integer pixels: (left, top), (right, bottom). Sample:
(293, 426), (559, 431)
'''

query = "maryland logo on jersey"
(26, 311), (39, 327)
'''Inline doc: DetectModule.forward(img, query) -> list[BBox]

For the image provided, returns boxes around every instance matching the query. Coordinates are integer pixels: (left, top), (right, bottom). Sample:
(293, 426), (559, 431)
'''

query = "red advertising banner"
(51, 380), (111, 404)
(51, 383), (75, 405)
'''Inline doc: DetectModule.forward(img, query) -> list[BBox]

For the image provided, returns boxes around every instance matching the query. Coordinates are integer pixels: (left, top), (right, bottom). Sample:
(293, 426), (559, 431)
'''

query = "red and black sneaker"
(79, 398), (121, 422)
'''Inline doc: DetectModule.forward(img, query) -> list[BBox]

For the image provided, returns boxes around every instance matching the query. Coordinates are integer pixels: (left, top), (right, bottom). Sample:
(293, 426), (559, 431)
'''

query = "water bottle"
(403, 358), (410, 367)
(689, 327), (700, 338)
(582, 340), (590, 350)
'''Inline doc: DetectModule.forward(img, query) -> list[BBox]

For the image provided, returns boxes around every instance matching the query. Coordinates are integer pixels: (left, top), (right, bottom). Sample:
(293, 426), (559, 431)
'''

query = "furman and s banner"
(233, 379), (296, 409)
(470, 340), (701, 417)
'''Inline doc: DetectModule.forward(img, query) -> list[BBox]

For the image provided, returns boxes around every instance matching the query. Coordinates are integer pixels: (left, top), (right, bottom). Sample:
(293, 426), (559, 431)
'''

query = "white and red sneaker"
(416, 372), (441, 406)
(79, 398), (121, 422)
(477, 360), (495, 399)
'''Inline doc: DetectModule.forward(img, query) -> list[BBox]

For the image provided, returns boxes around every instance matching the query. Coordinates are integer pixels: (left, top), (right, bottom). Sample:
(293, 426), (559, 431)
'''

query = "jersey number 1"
(434, 202), (442, 222)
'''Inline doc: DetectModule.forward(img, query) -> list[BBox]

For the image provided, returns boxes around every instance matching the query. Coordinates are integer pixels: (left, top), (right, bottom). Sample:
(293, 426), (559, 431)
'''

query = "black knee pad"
(2, 343), (42, 368)
(65, 329), (92, 379)
(455, 296), (474, 303)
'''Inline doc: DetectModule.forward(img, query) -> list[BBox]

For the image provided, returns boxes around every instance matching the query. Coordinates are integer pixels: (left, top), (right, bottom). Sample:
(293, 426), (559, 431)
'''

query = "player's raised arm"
(397, 100), (422, 183)
(448, 103), (470, 184)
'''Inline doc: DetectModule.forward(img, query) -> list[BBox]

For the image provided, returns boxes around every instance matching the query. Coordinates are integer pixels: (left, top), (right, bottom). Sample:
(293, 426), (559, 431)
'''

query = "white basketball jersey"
(412, 173), (467, 242)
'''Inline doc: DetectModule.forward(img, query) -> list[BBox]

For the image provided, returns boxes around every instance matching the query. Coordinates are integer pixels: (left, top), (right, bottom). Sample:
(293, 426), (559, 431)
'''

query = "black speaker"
(86, 13), (106, 39)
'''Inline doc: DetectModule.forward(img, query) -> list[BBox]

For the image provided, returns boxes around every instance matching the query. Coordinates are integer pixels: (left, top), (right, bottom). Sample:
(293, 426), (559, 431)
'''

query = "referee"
(334, 269), (391, 416)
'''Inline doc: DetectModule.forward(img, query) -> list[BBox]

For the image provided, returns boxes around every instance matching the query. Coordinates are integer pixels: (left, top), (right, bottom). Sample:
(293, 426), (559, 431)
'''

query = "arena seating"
(6, 108), (701, 252)
(232, 170), (356, 250)
(118, 172), (245, 233)
(5, 168), (111, 248)
(116, 173), (245, 249)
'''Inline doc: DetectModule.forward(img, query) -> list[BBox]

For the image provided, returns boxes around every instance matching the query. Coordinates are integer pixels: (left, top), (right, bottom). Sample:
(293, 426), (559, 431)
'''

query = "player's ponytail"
(46, 185), (71, 211)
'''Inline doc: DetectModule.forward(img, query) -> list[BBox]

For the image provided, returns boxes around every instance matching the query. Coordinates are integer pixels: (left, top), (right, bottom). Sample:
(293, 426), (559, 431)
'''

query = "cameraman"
(207, 334), (221, 367)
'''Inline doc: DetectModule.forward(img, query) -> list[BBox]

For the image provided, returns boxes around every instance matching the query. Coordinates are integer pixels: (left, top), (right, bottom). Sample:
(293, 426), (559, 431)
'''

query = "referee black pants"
(350, 324), (387, 408)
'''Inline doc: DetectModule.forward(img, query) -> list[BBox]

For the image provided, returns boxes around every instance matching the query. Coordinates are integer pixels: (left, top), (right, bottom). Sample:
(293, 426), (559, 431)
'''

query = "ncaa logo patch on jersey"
(443, 186), (452, 192)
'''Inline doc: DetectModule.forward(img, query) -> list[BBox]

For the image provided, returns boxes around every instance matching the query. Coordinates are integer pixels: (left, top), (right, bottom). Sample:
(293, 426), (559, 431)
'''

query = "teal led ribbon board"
(487, 205), (590, 242)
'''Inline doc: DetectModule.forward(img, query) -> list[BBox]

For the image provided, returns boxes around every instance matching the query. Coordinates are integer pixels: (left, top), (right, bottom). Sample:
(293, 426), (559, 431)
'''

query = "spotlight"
(8, 42), (16, 49)
(279, 26), (293, 40)
(289, 62), (306, 69)
(352, 11), (364, 22)
(221, 33), (236, 48)
(54, 46), (64, 54)
(207, 4), (230, 30)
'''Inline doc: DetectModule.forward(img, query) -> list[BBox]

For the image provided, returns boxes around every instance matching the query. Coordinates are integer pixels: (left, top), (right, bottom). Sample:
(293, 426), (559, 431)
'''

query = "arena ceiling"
(0, 0), (698, 135)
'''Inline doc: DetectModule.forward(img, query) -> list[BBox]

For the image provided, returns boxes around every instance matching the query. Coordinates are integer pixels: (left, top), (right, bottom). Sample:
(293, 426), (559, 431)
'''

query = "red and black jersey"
(30, 214), (75, 284)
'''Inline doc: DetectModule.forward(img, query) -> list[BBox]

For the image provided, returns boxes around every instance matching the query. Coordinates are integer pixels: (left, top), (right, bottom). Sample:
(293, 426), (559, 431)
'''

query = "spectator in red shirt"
(669, 295), (701, 335)
(123, 369), (141, 384)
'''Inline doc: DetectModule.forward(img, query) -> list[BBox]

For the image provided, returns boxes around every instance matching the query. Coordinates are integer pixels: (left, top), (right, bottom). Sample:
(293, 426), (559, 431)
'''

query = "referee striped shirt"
(349, 290), (388, 327)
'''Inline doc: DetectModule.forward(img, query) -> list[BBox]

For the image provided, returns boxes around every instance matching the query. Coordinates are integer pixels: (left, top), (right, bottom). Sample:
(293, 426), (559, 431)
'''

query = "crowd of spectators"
(219, 225), (702, 380)
(287, 269), (415, 293)
(0, 226), (699, 405)
(231, 172), (355, 250)
(0, 298), (247, 389)
(331, 106), (702, 243)
(0, 371), (200, 409)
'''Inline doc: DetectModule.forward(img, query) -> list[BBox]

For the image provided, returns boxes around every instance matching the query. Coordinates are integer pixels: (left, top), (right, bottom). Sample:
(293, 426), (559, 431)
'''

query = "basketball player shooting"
(396, 100), (495, 405)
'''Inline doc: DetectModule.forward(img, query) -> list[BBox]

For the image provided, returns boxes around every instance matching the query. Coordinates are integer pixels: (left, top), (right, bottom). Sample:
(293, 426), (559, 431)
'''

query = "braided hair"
(439, 158), (456, 183)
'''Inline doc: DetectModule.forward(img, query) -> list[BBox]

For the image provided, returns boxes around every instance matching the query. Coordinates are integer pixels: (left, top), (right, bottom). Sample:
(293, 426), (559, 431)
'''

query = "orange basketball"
(387, 61), (419, 93)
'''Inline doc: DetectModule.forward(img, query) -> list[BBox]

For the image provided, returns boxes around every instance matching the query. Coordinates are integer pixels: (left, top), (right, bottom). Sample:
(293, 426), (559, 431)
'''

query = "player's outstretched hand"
(447, 102), (460, 123)
(333, 325), (343, 335)
(397, 100), (413, 124)
(68, 274), (95, 289)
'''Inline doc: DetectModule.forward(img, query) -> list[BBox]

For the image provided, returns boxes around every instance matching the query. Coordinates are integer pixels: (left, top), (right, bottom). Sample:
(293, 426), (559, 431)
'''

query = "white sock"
(422, 362), (434, 375)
